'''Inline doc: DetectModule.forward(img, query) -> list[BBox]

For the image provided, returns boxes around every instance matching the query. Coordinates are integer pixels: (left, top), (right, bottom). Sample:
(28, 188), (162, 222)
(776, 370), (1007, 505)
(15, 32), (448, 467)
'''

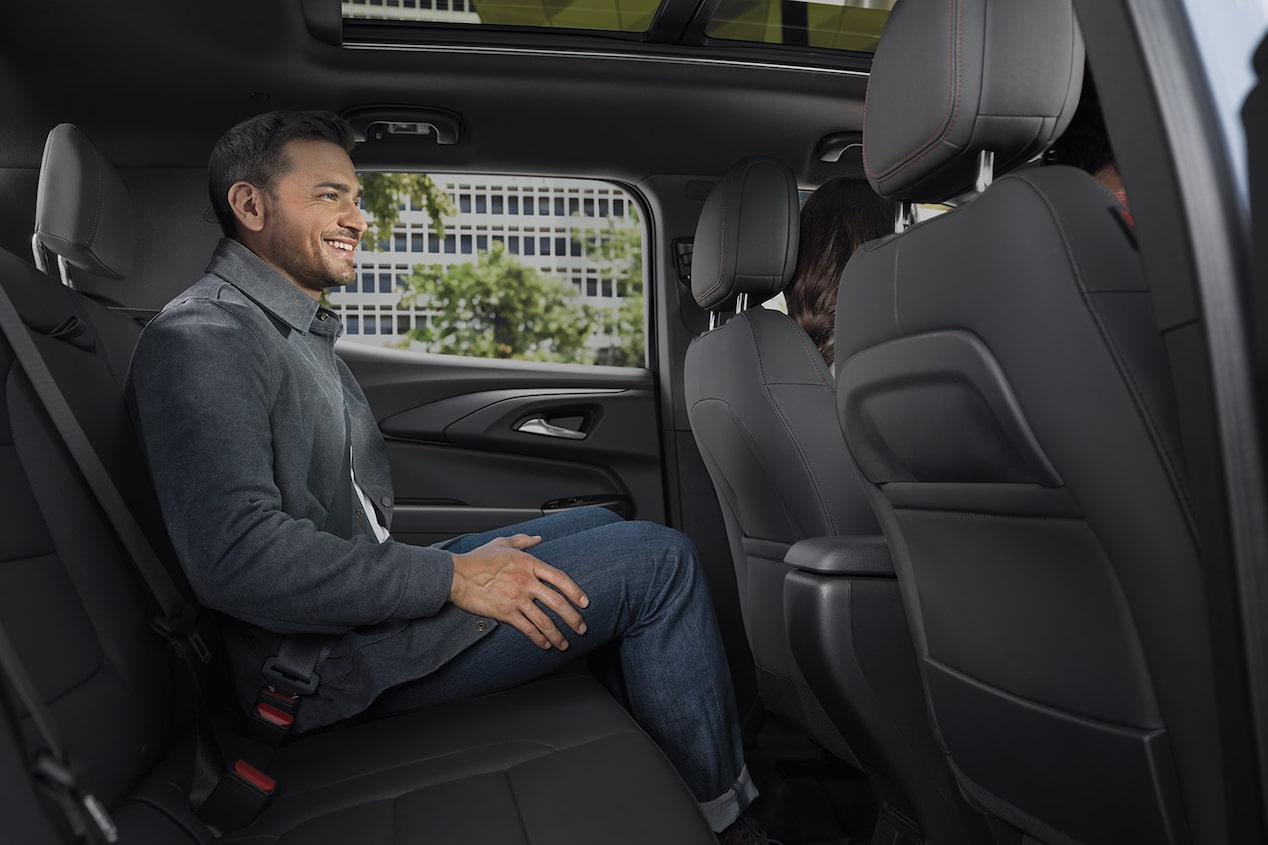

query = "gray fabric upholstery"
(838, 3), (1220, 838)
(862, 0), (1084, 202)
(690, 157), (798, 310)
(35, 123), (136, 279)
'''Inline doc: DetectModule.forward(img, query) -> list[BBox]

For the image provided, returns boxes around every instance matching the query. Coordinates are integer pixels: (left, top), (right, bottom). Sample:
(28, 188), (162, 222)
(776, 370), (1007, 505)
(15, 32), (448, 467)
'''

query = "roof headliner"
(0, 0), (871, 184)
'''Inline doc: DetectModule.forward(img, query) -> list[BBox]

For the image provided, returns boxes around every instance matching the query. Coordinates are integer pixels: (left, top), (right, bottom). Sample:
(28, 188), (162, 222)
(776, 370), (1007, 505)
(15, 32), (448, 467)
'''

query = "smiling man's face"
(253, 138), (366, 297)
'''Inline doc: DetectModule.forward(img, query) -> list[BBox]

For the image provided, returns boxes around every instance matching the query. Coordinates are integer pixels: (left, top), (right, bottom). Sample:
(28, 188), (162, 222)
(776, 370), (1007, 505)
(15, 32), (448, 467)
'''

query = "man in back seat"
(126, 110), (770, 842)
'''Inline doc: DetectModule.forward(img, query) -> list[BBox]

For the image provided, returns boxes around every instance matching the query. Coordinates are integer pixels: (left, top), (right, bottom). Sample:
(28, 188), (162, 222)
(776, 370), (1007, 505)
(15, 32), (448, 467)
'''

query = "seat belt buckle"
(247, 688), (299, 745)
(199, 759), (276, 835)
(261, 656), (319, 696)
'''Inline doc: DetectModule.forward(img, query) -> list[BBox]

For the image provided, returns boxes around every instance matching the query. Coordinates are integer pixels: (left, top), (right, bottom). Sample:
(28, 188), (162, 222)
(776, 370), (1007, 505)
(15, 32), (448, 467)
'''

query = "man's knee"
(572, 505), (625, 531)
(613, 521), (702, 582)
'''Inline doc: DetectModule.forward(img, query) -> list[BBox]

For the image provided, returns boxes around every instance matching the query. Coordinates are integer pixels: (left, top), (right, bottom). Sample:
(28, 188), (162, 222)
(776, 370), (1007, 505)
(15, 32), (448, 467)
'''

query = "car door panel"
(339, 343), (664, 546)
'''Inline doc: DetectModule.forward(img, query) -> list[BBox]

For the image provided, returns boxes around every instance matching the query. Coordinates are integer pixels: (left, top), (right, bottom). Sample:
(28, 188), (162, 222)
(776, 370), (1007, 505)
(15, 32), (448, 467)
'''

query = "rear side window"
(329, 173), (646, 367)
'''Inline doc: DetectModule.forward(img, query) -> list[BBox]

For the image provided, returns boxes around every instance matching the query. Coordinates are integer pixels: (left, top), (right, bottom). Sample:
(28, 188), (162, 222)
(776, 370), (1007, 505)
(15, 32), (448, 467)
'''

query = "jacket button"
(354, 508), (365, 519)
(318, 312), (329, 321)
(380, 496), (392, 508)
(476, 620), (487, 632)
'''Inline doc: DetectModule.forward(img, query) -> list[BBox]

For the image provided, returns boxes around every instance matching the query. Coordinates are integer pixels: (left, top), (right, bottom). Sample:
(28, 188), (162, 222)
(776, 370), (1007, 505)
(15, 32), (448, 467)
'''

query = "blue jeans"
(368, 507), (756, 830)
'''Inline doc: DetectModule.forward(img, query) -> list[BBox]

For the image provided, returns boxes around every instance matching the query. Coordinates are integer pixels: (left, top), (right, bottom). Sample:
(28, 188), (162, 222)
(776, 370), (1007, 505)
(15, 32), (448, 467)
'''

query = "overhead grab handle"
(342, 106), (463, 145)
(813, 131), (863, 163)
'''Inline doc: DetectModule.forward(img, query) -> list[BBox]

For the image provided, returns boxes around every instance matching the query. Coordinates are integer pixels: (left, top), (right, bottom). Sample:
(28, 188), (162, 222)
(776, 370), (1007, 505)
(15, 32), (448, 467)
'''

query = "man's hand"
(449, 534), (590, 650)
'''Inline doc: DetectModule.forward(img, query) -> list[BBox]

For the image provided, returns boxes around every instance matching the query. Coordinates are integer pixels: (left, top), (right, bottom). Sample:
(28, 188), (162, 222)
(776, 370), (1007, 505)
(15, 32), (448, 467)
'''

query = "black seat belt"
(251, 409), (352, 731)
(0, 613), (118, 843)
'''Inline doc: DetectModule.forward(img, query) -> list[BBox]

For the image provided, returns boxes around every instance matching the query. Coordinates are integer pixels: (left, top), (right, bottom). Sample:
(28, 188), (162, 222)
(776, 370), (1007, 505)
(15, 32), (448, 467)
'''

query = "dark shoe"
(717, 815), (783, 845)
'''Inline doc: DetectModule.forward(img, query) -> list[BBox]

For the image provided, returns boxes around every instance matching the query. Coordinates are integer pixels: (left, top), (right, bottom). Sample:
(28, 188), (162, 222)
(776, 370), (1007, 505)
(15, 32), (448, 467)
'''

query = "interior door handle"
(514, 417), (587, 440)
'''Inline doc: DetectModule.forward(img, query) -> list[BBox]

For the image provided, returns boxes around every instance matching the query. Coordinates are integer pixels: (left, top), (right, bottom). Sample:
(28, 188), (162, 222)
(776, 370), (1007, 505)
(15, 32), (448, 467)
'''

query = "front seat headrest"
(691, 157), (799, 311)
(863, 0), (1085, 203)
(35, 123), (136, 280)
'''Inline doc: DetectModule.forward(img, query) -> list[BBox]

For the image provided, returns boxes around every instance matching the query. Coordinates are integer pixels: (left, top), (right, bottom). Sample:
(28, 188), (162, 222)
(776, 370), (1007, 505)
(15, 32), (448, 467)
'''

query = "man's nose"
(343, 200), (368, 234)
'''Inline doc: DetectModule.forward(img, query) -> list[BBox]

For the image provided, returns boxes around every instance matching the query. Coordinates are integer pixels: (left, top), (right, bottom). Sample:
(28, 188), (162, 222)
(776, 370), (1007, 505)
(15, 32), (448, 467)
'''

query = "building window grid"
(327, 175), (638, 350)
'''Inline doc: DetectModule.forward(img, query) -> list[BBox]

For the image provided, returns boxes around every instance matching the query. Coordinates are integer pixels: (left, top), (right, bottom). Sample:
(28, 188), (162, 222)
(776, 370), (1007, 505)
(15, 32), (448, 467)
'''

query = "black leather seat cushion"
(229, 675), (710, 844)
(108, 674), (713, 844)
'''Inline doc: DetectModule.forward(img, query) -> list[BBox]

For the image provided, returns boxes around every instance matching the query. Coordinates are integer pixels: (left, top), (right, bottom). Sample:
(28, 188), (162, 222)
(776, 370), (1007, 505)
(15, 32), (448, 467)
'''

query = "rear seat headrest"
(690, 157), (799, 311)
(35, 123), (136, 280)
(863, 0), (1085, 203)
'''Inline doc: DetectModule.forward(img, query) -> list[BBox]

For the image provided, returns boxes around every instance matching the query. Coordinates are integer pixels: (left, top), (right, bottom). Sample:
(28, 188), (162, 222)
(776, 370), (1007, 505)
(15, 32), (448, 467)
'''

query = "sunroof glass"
(706, 0), (893, 53)
(342, 0), (662, 33)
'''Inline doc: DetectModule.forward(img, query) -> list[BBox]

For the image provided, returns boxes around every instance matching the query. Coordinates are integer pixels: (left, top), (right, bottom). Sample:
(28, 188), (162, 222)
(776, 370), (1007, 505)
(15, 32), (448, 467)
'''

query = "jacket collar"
(206, 238), (338, 335)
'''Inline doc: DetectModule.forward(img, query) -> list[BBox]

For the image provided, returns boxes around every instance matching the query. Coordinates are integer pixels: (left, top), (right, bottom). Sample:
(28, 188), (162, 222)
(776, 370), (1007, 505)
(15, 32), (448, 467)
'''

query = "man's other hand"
(448, 534), (590, 649)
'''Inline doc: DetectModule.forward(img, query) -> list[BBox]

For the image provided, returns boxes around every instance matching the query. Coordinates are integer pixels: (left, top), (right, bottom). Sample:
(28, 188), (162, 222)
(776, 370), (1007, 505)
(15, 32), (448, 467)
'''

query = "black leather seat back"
(0, 123), (202, 827)
(685, 159), (878, 758)
(0, 249), (180, 812)
(837, 1), (1222, 842)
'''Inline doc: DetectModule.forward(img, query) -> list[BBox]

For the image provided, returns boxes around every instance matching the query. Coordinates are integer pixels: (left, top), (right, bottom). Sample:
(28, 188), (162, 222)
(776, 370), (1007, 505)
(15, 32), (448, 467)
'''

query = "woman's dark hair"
(1047, 70), (1115, 175)
(208, 110), (357, 238)
(785, 178), (895, 366)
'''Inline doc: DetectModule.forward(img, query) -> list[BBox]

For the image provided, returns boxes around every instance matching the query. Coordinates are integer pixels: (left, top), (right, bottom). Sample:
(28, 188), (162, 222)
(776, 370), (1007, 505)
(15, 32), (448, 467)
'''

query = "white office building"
(329, 174), (640, 351)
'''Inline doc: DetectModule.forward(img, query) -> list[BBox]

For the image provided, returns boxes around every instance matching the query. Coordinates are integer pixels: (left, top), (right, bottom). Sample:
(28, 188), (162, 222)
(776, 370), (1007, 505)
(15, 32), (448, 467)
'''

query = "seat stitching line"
(867, 0), (964, 185)
(272, 730), (642, 799)
(689, 394), (803, 538)
(747, 315), (840, 534)
(893, 504), (1079, 522)
(505, 770), (533, 845)
(1008, 172), (1199, 538)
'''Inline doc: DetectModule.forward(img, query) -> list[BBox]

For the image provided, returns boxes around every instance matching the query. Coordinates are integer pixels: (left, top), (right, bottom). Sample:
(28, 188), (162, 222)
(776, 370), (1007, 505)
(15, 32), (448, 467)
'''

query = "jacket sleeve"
(125, 298), (455, 635)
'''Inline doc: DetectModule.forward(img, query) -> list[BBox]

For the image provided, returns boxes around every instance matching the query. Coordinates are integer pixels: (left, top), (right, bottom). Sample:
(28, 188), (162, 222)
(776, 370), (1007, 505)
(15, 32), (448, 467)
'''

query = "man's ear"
(227, 181), (267, 234)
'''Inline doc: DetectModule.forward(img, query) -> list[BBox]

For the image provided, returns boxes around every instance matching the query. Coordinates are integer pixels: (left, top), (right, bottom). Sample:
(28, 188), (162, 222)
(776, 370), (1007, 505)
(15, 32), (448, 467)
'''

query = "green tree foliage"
(359, 172), (454, 245)
(397, 243), (597, 363)
(583, 208), (645, 367)
(320, 172), (454, 308)
(353, 172), (647, 368)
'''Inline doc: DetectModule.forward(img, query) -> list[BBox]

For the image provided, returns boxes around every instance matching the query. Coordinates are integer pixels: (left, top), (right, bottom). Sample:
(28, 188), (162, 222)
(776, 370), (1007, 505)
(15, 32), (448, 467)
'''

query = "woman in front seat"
(784, 178), (895, 368)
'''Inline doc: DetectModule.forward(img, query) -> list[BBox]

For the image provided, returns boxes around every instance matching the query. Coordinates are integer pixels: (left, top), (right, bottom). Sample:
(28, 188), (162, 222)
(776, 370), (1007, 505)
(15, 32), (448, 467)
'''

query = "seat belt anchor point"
(150, 613), (212, 664)
(34, 753), (119, 843)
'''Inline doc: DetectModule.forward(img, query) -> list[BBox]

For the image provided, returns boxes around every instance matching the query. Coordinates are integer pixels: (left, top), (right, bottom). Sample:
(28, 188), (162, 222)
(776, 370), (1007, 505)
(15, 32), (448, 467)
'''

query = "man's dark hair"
(208, 110), (357, 238)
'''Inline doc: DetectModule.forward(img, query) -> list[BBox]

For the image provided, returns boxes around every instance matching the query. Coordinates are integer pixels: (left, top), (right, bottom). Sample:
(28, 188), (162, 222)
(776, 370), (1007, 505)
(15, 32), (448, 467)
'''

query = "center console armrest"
(785, 535), (894, 576)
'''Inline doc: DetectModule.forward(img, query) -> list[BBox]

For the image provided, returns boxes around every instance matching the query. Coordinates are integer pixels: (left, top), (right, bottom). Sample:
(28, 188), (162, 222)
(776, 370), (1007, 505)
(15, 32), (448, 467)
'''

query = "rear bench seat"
(0, 125), (714, 844)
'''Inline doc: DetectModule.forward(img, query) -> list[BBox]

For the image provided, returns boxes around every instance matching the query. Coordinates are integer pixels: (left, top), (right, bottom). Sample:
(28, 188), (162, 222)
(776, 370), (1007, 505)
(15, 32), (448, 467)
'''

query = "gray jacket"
(127, 238), (494, 729)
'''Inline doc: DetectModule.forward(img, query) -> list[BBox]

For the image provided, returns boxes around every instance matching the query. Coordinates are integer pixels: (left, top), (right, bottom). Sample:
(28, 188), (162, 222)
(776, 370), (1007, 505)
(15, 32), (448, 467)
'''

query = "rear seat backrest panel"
(0, 251), (178, 808)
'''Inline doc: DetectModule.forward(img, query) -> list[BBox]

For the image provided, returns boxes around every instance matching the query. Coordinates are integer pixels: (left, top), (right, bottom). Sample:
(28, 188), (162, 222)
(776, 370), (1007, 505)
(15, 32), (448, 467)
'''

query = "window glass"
(706, 0), (892, 53)
(331, 173), (646, 367)
(342, 0), (662, 34)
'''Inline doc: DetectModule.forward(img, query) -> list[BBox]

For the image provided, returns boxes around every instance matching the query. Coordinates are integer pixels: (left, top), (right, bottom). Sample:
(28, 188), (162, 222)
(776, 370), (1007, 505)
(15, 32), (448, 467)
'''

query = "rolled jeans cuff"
(699, 765), (759, 833)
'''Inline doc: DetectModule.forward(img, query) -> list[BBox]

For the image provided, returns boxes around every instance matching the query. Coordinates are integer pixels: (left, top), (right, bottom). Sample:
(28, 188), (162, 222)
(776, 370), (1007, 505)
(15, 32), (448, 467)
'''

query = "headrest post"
(735, 293), (749, 314)
(56, 255), (76, 290)
(895, 202), (916, 234)
(975, 150), (996, 194)
(30, 233), (49, 275)
(708, 311), (722, 332)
